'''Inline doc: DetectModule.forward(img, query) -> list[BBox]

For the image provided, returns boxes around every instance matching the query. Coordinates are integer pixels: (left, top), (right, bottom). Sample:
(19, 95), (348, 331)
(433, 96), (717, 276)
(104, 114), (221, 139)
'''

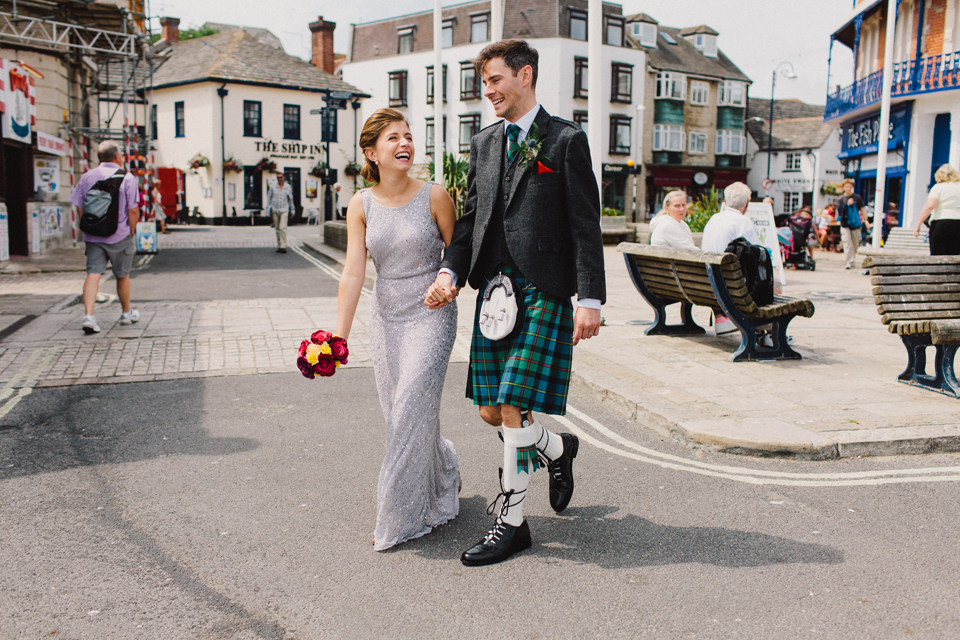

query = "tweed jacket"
(441, 107), (606, 303)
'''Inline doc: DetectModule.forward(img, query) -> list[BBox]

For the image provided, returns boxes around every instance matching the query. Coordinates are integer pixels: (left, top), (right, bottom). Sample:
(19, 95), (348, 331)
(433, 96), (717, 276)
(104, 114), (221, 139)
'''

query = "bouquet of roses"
(297, 329), (349, 378)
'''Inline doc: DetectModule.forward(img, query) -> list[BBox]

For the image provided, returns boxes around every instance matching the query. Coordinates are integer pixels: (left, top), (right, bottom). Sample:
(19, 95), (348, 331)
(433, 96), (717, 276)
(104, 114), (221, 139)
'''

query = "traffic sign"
(761, 177), (774, 190)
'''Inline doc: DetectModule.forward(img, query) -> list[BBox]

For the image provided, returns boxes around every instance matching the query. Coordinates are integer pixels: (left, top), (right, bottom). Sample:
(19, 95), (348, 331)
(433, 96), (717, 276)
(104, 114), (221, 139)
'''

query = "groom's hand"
(572, 307), (601, 345)
(425, 273), (457, 309)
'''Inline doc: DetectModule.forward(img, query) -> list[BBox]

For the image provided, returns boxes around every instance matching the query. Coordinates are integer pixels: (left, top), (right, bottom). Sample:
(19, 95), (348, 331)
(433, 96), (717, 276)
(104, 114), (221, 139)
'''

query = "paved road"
(2, 236), (959, 638)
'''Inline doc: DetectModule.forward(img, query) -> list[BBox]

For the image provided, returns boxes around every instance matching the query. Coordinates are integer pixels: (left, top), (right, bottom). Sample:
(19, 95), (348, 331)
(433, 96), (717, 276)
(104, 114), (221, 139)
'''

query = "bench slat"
(881, 310), (960, 323)
(871, 265), (960, 275)
(932, 320), (960, 344)
(872, 283), (960, 295)
(863, 255), (960, 268)
(617, 243), (737, 266)
(879, 301), (960, 313)
(870, 274), (960, 286)
(875, 293), (960, 304)
(889, 321), (930, 335)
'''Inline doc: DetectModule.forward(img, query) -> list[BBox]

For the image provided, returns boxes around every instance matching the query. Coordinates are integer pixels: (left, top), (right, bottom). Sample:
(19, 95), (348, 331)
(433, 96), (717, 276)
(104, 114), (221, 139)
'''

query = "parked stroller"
(777, 211), (816, 271)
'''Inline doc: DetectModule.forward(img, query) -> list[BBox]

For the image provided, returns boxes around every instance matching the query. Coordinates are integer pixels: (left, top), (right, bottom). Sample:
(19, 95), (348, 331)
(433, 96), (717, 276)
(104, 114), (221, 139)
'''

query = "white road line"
(291, 245), (372, 297)
(556, 407), (960, 487)
(0, 347), (54, 419)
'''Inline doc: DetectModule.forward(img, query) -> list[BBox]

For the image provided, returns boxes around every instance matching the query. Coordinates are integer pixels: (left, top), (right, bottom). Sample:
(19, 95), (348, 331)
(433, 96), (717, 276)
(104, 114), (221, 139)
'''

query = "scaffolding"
(0, 1), (164, 170)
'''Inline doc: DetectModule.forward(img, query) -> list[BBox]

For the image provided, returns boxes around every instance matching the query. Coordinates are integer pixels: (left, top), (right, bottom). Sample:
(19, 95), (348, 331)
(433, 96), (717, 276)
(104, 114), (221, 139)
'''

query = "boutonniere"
(511, 122), (551, 172)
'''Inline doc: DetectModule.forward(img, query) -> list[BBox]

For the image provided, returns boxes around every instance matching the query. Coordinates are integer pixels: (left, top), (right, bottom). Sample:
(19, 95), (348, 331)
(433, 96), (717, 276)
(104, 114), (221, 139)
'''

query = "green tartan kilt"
(467, 269), (574, 415)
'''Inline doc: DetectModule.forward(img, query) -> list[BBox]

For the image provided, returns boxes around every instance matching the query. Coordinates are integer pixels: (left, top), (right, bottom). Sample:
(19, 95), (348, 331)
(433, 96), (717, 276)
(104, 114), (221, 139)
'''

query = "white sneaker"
(120, 310), (140, 325)
(715, 316), (738, 336)
(81, 315), (100, 334)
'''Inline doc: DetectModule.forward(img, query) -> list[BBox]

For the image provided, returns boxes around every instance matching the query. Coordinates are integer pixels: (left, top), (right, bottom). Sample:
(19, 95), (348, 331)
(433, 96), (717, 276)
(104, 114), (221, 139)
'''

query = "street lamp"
(217, 84), (228, 225)
(766, 61), (797, 181)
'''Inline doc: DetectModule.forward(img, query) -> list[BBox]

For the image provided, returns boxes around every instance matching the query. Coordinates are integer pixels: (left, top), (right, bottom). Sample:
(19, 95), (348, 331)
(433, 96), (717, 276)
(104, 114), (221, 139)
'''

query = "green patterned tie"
(506, 124), (520, 165)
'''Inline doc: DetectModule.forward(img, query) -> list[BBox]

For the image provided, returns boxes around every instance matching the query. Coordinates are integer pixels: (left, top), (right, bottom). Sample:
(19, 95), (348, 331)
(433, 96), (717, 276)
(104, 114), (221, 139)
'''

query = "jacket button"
(505, 175), (512, 182)
(503, 195), (508, 201)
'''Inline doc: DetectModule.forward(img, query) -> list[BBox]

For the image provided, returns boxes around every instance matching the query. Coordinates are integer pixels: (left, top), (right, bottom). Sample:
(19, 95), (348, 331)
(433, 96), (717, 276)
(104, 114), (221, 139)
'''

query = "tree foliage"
(427, 152), (470, 218)
(687, 187), (723, 233)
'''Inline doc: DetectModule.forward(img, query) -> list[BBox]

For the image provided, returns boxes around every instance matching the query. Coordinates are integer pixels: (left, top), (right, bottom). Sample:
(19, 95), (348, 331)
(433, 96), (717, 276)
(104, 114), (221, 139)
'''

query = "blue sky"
(149, 0), (852, 104)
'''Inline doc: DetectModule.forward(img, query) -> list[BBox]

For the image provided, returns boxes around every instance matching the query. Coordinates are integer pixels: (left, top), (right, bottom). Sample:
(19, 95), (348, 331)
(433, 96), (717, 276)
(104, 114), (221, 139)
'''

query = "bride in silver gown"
(335, 108), (460, 551)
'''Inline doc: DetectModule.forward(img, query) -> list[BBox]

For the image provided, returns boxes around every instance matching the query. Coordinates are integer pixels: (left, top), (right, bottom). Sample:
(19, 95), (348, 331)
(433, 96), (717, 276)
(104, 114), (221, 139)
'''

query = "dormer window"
(693, 33), (718, 58)
(632, 22), (657, 47)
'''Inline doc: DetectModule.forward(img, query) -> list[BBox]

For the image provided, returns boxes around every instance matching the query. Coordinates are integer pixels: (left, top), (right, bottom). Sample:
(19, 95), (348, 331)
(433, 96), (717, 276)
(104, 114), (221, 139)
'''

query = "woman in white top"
(649, 190), (697, 251)
(914, 164), (960, 255)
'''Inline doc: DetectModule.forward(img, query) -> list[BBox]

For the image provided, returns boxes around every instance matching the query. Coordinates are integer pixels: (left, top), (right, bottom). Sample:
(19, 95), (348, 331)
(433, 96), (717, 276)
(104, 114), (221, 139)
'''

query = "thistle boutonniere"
(511, 122), (551, 171)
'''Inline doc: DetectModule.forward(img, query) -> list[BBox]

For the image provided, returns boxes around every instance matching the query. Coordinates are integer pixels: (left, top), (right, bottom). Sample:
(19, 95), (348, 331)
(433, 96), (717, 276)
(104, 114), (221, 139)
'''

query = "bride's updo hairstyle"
(359, 108), (408, 184)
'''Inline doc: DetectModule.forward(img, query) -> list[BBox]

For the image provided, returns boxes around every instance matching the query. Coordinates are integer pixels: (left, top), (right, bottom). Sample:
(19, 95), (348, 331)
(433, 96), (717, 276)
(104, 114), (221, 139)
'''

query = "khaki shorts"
(85, 234), (135, 278)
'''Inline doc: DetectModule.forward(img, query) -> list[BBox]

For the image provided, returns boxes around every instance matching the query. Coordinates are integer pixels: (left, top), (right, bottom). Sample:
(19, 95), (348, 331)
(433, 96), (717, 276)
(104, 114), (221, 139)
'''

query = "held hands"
(425, 273), (458, 309)
(572, 307), (601, 346)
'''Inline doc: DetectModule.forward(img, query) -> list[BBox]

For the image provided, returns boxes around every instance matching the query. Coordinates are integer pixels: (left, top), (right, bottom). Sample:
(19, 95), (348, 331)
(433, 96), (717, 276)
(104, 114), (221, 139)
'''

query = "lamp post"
(766, 61), (797, 180)
(217, 84), (228, 225)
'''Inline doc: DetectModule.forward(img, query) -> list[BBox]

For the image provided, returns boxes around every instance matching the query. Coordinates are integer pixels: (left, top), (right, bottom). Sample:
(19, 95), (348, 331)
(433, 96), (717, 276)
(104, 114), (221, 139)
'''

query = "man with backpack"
(835, 178), (868, 269)
(69, 140), (140, 334)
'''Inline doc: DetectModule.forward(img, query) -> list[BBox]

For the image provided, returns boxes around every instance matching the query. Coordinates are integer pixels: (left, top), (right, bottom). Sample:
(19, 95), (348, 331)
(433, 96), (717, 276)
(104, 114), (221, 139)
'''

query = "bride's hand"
(425, 275), (455, 309)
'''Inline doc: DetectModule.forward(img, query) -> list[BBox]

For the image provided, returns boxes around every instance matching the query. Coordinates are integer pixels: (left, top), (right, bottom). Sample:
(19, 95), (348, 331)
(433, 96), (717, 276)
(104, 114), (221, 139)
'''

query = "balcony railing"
(825, 51), (960, 120)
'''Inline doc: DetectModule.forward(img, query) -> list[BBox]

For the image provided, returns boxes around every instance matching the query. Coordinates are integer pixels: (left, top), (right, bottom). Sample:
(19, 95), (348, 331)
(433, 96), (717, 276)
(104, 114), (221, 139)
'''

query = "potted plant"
(223, 157), (244, 173)
(255, 156), (277, 173)
(343, 160), (362, 178)
(189, 153), (210, 171)
(309, 160), (328, 179)
(600, 206), (627, 230)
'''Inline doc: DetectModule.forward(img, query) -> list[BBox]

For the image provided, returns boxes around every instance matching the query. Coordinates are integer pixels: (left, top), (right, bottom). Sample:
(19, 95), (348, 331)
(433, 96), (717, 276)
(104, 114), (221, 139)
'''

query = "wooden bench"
(863, 254), (960, 397)
(858, 227), (930, 256)
(618, 243), (816, 362)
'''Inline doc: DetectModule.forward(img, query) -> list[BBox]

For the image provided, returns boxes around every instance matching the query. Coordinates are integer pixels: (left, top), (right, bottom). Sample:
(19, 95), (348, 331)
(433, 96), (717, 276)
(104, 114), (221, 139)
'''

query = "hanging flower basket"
(189, 153), (210, 171)
(256, 156), (277, 173)
(343, 161), (362, 178)
(223, 157), (244, 173)
(309, 160), (328, 179)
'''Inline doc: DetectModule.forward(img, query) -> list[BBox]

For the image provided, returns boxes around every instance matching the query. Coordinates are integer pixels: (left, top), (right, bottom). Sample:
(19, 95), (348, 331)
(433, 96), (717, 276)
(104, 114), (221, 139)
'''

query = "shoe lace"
(536, 429), (563, 482)
(483, 477), (526, 542)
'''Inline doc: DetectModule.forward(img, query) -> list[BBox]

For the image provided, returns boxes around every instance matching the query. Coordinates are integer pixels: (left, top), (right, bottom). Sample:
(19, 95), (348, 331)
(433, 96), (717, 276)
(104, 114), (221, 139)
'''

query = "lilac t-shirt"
(69, 162), (139, 244)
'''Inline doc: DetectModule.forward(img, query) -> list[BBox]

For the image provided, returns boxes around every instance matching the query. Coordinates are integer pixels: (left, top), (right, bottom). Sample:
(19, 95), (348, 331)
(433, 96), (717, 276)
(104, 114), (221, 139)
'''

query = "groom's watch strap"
(438, 268), (458, 288)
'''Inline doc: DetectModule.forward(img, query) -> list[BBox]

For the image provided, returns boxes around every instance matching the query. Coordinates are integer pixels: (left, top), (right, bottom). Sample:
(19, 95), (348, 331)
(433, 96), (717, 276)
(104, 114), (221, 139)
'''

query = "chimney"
(309, 16), (336, 74)
(160, 17), (180, 45)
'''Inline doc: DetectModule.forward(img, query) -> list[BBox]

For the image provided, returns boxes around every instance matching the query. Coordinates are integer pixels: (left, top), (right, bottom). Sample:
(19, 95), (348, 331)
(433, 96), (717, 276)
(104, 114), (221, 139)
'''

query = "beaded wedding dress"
(363, 181), (459, 551)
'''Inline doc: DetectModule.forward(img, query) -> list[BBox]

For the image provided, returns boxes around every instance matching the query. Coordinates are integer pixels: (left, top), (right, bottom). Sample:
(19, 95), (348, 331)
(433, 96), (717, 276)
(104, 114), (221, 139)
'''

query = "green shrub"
(687, 187), (722, 233)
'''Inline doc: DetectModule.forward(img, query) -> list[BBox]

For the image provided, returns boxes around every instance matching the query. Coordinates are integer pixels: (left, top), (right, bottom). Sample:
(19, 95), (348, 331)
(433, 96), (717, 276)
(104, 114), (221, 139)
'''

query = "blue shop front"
(837, 102), (912, 224)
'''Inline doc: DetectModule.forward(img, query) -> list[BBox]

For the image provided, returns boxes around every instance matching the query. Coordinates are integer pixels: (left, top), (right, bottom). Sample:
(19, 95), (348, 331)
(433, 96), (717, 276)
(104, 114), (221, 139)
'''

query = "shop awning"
(651, 168), (693, 187)
(713, 169), (749, 188)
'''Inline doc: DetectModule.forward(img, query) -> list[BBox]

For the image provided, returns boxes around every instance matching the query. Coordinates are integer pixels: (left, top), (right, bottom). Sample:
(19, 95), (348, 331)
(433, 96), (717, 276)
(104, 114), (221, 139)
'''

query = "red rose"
(296, 356), (315, 379)
(328, 336), (349, 360)
(311, 329), (333, 345)
(297, 339), (310, 359)
(314, 353), (336, 377)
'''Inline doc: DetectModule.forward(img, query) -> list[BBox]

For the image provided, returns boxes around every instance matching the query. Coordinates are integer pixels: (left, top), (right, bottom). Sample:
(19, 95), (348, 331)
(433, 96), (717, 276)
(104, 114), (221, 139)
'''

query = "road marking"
(291, 245), (372, 297)
(556, 405), (960, 487)
(0, 347), (54, 419)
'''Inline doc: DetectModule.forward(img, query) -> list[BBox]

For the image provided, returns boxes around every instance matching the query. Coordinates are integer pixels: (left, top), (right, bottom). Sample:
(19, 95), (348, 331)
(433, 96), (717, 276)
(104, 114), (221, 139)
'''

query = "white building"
(745, 98), (843, 215)
(148, 17), (365, 224)
(340, 0), (645, 217)
(825, 0), (960, 228)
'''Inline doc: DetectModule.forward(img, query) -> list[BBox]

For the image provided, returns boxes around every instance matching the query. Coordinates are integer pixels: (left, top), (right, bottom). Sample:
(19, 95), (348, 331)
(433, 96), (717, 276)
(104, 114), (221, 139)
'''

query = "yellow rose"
(320, 343), (332, 355)
(335, 360), (341, 368)
(305, 342), (322, 365)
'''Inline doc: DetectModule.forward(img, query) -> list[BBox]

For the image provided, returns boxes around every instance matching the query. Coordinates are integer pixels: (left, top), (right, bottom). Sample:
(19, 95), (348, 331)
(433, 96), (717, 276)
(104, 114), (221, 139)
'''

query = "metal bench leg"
(897, 335), (960, 397)
(934, 344), (960, 398)
(898, 334), (927, 383)
(623, 254), (704, 336)
(729, 325), (759, 362)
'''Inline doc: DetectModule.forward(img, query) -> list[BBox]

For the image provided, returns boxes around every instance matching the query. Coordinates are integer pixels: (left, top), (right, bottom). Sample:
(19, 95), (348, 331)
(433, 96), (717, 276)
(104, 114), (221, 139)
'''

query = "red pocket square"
(537, 161), (554, 174)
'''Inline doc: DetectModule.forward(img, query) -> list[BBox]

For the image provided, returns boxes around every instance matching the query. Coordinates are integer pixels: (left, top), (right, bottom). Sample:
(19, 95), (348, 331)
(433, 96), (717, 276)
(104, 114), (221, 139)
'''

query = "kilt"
(467, 268), (574, 414)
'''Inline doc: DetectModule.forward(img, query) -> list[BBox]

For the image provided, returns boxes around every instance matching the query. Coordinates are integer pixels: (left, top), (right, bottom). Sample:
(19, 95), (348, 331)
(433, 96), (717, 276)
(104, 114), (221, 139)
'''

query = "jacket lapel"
(476, 123), (503, 230)
(503, 107), (552, 214)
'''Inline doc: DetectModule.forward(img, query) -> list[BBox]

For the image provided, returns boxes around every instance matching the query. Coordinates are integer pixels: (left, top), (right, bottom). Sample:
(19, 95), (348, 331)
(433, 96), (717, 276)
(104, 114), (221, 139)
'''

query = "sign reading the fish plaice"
(2, 60), (34, 144)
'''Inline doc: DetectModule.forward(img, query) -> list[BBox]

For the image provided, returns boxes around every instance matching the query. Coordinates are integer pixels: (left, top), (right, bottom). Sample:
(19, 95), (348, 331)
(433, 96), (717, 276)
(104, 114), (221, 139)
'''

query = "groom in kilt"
(426, 39), (606, 566)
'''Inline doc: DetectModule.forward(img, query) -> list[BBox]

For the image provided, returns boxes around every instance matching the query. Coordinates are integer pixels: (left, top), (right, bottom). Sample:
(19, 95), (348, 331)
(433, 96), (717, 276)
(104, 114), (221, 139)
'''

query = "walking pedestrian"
(266, 173), (294, 253)
(836, 179), (868, 269)
(69, 140), (140, 334)
(913, 164), (960, 255)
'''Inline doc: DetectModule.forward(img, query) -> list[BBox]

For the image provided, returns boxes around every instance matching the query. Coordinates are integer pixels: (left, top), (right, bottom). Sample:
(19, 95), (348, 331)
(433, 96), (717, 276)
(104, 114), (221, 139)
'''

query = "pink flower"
(296, 356), (315, 379)
(314, 353), (336, 377)
(311, 329), (333, 345)
(328, 336), (349, 361)
(297, 339), (310, 359)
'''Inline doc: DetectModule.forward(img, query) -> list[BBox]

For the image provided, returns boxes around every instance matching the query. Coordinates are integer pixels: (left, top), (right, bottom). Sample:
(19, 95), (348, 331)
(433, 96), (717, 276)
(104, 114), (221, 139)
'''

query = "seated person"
(650, 190), (697, 251)
(702, 182), (760, 336)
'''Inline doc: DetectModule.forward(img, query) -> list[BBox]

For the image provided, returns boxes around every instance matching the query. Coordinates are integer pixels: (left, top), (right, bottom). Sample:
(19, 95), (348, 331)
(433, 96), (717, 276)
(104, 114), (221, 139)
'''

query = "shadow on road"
(0, 379), (258, 480)
(403, 498), (844, 568)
